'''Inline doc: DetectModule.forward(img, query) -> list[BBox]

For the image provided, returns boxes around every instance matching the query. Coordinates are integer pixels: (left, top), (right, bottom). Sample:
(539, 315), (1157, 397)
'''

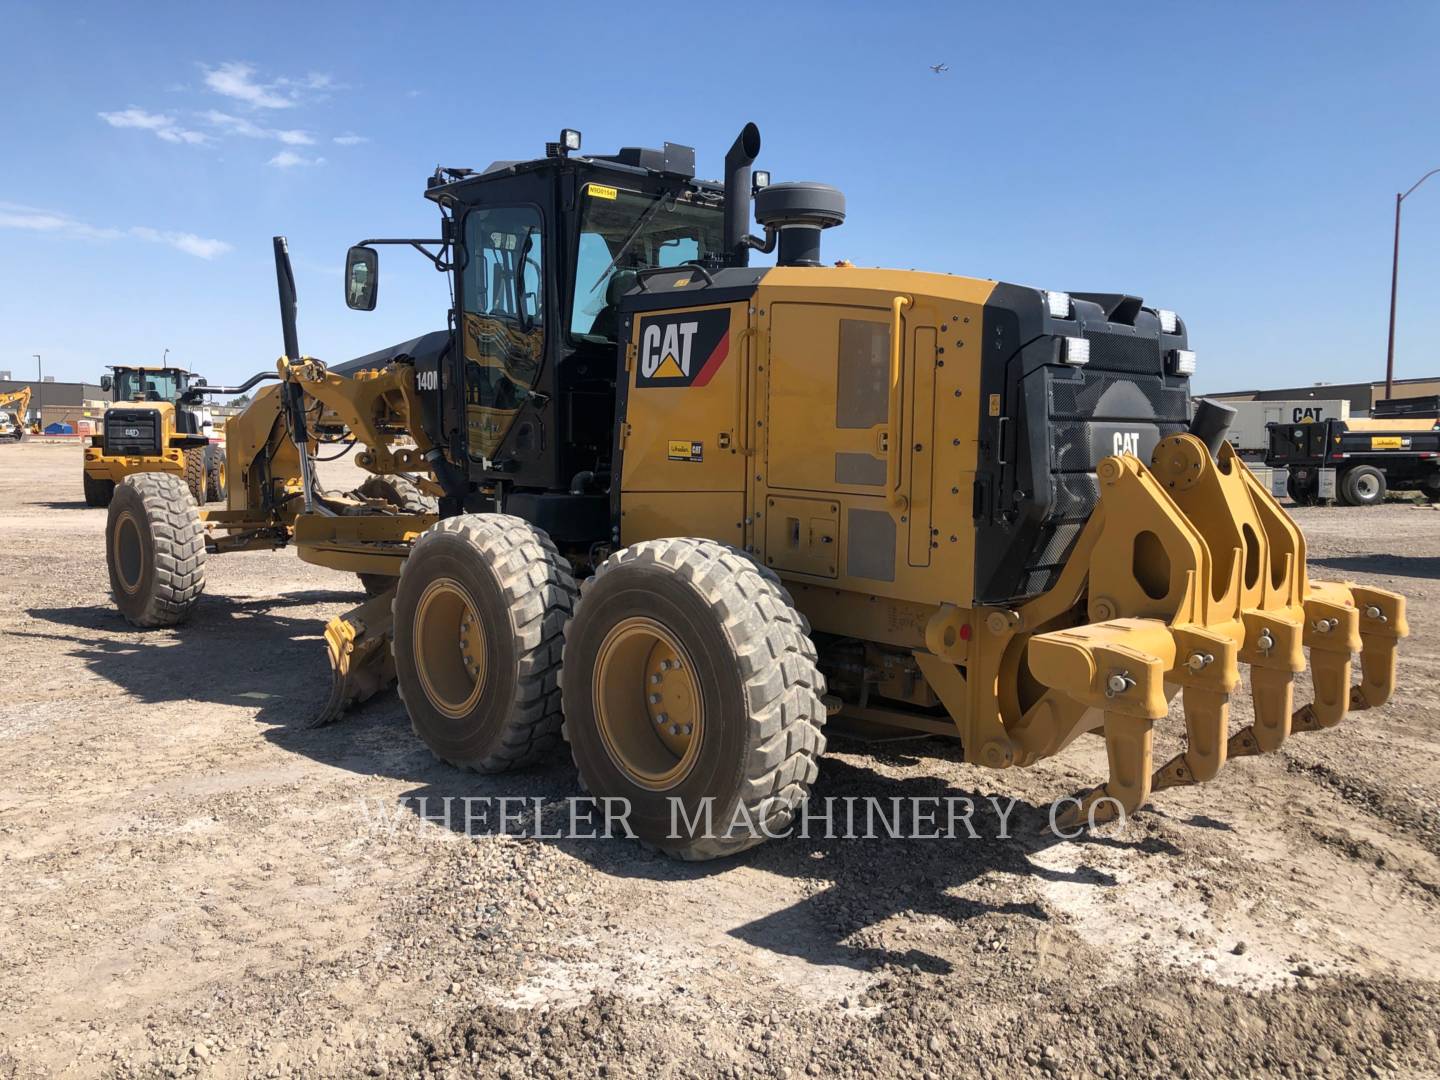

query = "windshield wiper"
(588, 191), (675, 294)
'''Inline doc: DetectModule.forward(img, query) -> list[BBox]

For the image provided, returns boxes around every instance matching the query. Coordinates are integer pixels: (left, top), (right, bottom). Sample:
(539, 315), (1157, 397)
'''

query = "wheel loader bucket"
(1020, 435), (1407, 827)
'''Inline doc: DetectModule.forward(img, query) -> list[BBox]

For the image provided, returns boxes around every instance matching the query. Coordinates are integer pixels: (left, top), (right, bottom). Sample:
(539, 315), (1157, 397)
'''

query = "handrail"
(886, 296), (912, 507)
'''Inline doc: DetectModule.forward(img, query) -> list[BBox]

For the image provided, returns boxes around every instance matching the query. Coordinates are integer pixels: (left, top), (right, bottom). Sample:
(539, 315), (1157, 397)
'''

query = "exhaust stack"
(722, 123), (762, 267)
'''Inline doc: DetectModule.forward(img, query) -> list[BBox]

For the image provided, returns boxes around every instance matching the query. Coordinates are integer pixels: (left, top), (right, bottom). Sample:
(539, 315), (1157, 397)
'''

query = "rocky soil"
(1, 441), (1438, 1078)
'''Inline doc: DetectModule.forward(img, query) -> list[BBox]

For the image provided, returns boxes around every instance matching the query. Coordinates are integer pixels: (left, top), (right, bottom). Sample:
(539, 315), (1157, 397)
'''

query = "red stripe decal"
(690, 331), (730, 387)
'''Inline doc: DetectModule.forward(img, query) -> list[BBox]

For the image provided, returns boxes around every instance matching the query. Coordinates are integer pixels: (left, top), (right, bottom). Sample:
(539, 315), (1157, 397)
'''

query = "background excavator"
(0, 388), (33, 440)
(102, 124), (1407, 856)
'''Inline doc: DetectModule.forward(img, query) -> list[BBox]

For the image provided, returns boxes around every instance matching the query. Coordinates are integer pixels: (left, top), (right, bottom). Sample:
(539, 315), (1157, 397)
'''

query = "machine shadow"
(25, 590), (363, 726)
(27, 593), (1172, 975)
(391, 748), (1177, 975)
(1310, 553), (1440, 580)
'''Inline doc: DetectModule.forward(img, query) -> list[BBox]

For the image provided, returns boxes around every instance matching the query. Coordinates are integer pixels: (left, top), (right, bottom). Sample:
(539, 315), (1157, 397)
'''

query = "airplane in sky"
(929, 62), (949, 74)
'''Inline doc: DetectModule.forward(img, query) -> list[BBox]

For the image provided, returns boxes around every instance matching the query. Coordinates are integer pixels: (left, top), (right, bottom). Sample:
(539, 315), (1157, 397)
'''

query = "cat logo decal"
(635, 308), (730, 388)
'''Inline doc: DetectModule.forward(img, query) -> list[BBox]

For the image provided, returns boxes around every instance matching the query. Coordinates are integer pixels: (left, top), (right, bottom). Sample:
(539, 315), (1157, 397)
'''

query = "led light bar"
(1062, 337), (1090, 366)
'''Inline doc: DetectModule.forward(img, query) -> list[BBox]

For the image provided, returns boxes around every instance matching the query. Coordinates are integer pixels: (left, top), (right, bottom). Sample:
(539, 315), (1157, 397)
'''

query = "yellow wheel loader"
(83, 366), (226, 507)
(103, 124), (1408, 857)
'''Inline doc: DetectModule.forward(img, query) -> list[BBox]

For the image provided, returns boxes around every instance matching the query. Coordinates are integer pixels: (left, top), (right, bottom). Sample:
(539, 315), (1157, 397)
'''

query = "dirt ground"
(1, 439), (1438, 1080)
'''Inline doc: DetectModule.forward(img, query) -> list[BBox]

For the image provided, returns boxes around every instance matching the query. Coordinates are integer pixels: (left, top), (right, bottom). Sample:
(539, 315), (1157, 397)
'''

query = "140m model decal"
(635, 308), (730, 388)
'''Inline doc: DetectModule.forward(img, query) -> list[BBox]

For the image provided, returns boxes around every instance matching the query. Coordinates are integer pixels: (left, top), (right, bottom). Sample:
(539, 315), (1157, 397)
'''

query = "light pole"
(33, 354), (41, 429)
(1385, 168), (1440, 400)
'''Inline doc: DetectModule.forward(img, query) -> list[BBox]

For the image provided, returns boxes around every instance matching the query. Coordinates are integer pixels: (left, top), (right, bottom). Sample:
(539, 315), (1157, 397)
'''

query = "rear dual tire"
(393, 524), (827, 860)
(1338, 465), (1386, 507)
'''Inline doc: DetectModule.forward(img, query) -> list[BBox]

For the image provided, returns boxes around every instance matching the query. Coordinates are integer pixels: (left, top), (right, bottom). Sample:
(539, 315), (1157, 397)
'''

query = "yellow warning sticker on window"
(668, 440), (703, 462)
(586, 184), (618, 200)
(1371, 436), (1404, 449)
(988, 393), (1001, 417)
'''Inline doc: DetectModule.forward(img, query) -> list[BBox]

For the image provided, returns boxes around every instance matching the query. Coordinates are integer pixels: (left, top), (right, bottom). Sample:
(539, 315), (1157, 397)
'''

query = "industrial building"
(1204, 375), (1440, 417)
(0, 374), (110, 431)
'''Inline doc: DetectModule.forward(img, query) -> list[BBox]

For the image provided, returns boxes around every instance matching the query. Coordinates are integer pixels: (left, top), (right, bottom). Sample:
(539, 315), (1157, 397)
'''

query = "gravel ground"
(1, 440), (1438, 1079)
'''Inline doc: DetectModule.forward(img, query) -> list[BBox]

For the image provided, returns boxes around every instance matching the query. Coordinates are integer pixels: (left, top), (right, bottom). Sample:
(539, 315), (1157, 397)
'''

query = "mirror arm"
(353, 238), (449, 271)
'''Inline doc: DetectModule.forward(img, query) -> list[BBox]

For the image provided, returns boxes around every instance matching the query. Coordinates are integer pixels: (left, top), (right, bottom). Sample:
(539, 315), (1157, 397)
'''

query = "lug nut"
(679, 724), (692, 736)
(650, 673), (662, 685)
(655, 712), (669, 726)
(648, 693), (662, 705)
(668, 724), (680, 736)
(659, 660), (671, 672)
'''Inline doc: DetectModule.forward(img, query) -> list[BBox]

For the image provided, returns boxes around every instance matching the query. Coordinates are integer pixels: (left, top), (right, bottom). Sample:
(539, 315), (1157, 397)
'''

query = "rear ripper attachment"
(1008, 424), (1407, 827)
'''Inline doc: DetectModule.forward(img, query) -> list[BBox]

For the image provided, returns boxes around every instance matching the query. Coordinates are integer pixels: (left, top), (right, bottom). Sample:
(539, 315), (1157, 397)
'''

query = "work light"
(1168, 349), (1197, 376)
(1045, 291), (1072, 319)
(1062, 337), (1090, 365)
(1157, 308), (1179, 334)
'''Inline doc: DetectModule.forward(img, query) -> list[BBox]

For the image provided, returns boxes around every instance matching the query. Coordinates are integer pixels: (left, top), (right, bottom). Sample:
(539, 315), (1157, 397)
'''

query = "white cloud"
(202, 110), (314, 145)
(99, 107), (209, 145)
(267, 150), (324, 169)
(201, 61), (296, 109)
(0, 202), (228, 259)
(200, 62), (339, 110)
(332, 133), (368, 146)
(129, 226), (233, 259)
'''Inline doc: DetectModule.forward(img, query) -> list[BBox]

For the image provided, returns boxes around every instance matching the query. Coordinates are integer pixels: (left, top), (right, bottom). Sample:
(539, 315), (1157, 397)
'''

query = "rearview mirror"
(196, 377), (207, 387)
(345, 245), (378, 311)
(100, 375), (112, 392)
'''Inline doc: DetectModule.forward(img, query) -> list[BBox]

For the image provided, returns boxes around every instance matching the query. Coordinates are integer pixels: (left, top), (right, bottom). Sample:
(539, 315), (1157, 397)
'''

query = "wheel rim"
(1355, 474), (1379, 499)
(593, 617), (703, 791)
(217, 458), (226, 494)
(412, 578), (487, 719)
(112, 511), (144, 594)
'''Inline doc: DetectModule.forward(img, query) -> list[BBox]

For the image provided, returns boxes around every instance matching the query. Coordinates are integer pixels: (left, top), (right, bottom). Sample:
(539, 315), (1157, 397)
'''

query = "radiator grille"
(104, 409), (163, 455)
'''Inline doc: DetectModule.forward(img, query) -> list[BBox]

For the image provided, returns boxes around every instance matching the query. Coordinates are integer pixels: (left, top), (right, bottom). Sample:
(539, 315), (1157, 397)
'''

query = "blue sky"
(1, 0), (1437, 394)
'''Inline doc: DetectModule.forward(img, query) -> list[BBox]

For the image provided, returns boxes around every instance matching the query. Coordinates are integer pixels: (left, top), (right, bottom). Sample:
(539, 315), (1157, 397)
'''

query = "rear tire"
(393, 515), (576, 772)
(83, 472), (115, 508)
(106, 474), (206, 627)
(352, 473), (436, 513)
(205, 447), (227, 502)
(184, 447), (207, 505)
(1340, 465), (1386, 507)
(353, 474), (436, 594)
(1286, 473), (1317, 506)
(561, 538), (827, 860)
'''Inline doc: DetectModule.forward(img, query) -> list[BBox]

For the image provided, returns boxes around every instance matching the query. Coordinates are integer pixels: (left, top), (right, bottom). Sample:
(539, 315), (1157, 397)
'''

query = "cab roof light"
(752, 170), (771, 195)
(546, 129), (583, 157)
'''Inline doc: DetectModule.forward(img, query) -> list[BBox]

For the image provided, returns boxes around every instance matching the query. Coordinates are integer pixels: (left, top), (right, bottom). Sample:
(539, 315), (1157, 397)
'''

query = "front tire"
(106, 474), (206, 627)
(561, 538), (827, 860)
(393, 515), (576, 772)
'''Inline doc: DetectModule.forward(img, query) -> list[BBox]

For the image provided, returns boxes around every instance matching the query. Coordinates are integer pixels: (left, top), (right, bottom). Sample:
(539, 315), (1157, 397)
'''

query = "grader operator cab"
(103, 124), (1408, 856)
(83, 365), (226, 507)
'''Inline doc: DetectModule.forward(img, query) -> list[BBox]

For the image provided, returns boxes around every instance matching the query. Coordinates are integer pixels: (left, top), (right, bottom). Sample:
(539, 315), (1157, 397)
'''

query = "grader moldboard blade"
(1022, 430), (1408, 830)
(315, 585), (398, 726)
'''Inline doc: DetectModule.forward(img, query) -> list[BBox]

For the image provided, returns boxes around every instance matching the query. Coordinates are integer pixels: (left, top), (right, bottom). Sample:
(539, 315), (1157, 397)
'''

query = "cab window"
(570, 187), (723, 342)
(460, 206), (545, 460)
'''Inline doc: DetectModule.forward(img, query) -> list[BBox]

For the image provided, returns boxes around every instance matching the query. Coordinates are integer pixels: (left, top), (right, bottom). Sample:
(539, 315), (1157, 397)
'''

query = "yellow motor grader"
(104, 124), (1407, 856)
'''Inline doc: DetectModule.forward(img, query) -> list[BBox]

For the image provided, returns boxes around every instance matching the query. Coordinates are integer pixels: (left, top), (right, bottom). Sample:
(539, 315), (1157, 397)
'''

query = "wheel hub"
(593, 617), (703, 790)
(412, 578), (487, 719)
(112, 511), (144, 594)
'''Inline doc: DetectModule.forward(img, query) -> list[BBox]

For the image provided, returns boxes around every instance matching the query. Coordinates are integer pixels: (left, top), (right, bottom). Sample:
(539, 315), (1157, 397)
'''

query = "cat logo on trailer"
(635, 309), (731, 388)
